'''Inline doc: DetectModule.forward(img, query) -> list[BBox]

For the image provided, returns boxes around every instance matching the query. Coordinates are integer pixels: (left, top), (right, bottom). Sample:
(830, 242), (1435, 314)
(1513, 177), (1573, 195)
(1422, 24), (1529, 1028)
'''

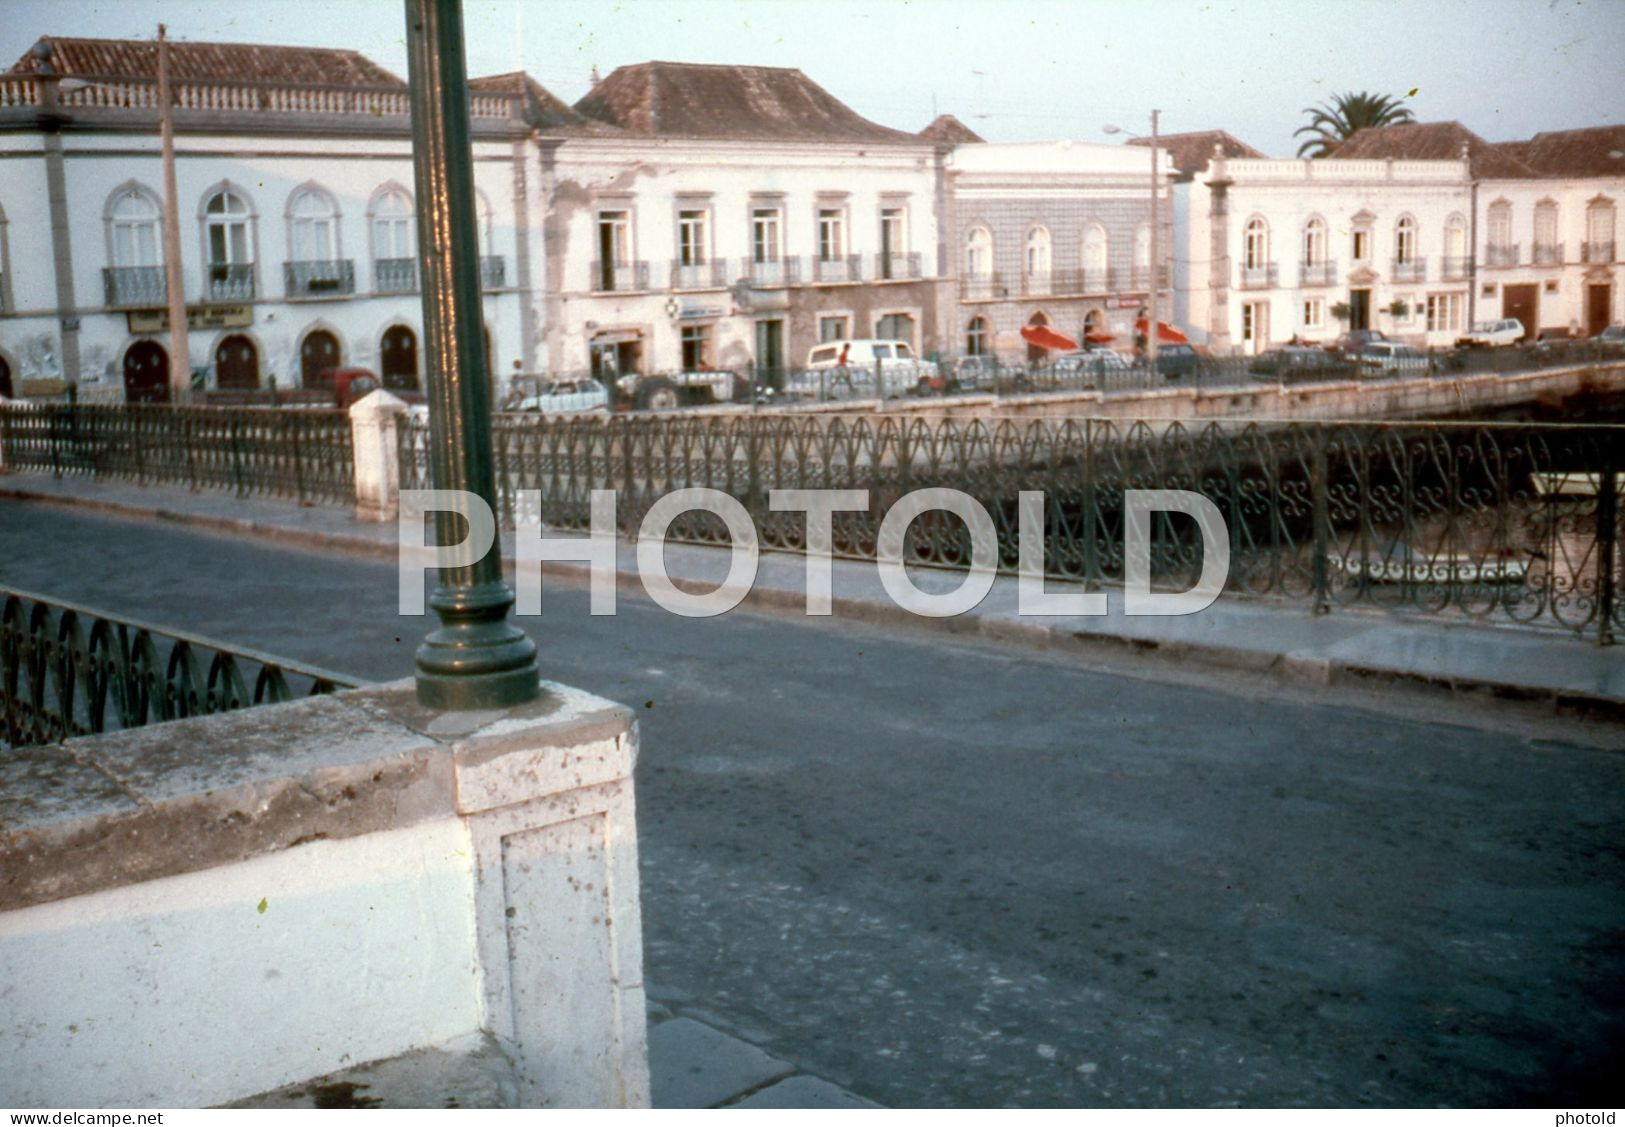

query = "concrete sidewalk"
(4, 472), (1622, 713)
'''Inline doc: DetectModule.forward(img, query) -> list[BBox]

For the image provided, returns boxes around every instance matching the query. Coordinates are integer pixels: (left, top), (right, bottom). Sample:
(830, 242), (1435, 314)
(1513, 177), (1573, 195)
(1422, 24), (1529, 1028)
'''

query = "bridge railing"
(1, 585), (361, 752)
(399, 414), (1623, 642)
(0, 402), (354, 506)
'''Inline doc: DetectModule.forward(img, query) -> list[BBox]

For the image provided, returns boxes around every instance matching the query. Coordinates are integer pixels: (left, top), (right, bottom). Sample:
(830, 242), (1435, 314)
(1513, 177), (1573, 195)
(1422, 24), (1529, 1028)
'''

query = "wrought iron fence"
(402, 413), (1623, 641)
(1, 585), (360, 751)
(0, 403), (354, 505)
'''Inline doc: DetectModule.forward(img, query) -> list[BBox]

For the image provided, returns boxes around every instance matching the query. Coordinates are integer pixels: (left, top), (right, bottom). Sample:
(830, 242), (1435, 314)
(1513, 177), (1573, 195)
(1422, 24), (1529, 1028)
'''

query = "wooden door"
(122, 341), (169, 403)
(1587, 284), (1613, 337)
(215, 334), (259, 389)
(380, 325), (419, 390)
(300, 330), (340, 388)
(1501, 284), (1538, 339)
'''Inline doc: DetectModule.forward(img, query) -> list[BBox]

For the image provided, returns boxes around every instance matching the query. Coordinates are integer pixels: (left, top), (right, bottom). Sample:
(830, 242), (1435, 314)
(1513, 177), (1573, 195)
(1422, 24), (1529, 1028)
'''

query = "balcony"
(960, 272), (1003, 302)
(1440, 256), (1472, 280)
(1299, 260), (1337, 287)
(374, 257), (418, 294)
(1485, 243), (1519, 268)
(874, 251), (921, 281)
(1023, 271), (1054, 297)
(285, 259), (356, 298)
(206, 263), (254, 302)
(1532, 242), (1564, 266)
(1079, 267), (1112, 294)
(103, 265), (166, 308)
(1238, 262), (1277, 289)
(1391, 257), (1427, 282)
(670, 259), (728, 290)
(746, 256), (800, 287)
(480, 255), (507, 289)
(591, 261), (649, 293)
(813, 254), (861, 284)
(1133, 264), (1173, 291)
(1583, 241), (1616, 264)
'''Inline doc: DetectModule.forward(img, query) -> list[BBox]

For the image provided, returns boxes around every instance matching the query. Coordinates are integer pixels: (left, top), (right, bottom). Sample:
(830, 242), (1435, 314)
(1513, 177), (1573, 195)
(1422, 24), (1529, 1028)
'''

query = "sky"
(4, 0), (1622, 156)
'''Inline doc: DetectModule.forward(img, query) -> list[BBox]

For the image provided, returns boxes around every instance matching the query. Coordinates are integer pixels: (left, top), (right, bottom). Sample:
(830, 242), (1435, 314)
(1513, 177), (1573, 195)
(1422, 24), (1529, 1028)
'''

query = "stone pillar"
(349, 387), (409, 522)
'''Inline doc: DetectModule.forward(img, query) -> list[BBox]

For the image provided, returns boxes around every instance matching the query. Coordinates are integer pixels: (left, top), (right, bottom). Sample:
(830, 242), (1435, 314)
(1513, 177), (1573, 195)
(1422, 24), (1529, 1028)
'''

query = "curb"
(7, 483), (1622, 719)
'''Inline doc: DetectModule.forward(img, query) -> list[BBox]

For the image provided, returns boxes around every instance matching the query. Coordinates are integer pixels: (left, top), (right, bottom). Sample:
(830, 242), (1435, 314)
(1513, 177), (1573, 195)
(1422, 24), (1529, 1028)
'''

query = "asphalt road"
(5, 500), (1624, 1107)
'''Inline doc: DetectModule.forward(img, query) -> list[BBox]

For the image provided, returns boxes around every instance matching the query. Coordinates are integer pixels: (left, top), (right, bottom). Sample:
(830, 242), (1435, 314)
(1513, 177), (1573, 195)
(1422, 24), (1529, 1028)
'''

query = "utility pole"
(158, 25), (190, 401)
(1148, 108), (1160, 367)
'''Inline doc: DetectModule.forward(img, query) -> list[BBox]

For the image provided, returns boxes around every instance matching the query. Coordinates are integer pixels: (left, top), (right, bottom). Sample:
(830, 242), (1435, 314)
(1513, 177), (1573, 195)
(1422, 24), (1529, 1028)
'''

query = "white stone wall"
(1476, 175), (1623, 335)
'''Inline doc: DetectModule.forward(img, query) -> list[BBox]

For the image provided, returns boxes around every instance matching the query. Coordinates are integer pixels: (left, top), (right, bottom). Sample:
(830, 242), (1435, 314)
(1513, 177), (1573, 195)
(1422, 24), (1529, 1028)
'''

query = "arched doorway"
(215, 334), (259, 389)
(123, 341), (169, 403)
(1025, 311), (1051, 365)
(0, 353), (11, 399)
(380, 325), (419, 391)
(300, 329), (340, 389)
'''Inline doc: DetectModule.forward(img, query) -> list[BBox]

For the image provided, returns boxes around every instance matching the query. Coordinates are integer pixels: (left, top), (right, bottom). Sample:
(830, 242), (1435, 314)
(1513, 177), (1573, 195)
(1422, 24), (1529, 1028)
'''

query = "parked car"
(1592, 324), (1625, 356)
(1455, 318), (1525, 348)
(1053, 348), (1130, 386)
(1248, 347), (1357, 383)
(951, 355), (1002, 393)
(1153, 342), (1202, 379)
(1356, 341), (1432, 377)
(791, 338), (940, 399)
(1333, 329), (1388, 356)
(509, 375), (611, 415)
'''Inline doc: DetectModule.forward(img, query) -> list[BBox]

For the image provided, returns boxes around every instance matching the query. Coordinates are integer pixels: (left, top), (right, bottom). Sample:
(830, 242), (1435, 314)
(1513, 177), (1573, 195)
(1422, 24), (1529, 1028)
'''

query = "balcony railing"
(1485, 243), (1519, 268)
(1532, 242), (1564, 266)
(1391, 257), (1427, 282)
(960, 273), (1004, 302)
(746, 257), (800, 286)
(1440, 256), (1472, 280)
(1583, 241), (1616, 264)
(592, 261), (649, 293)
(813, 254), (862, 284)
(1299, 260), (1337, 287)
(671, 259), (728, 290)
(1023, 271), (1054, 297)
(480, 255), (507, 289)
(1237, 262), (1277, 289)
(206, 263), (255, 302)
(1132, 264), (1172, 291)
(374, 257), (418, 294)
(875, 251), (921, 281)
(1079, 267), (1112, 294)
(103, 266), (166, 308)
(285, 259), (356, 297)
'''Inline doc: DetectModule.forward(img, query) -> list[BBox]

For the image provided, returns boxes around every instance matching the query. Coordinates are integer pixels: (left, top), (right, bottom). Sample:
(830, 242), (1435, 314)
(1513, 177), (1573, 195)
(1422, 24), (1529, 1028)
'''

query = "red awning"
(1083, 331), (1116, 345)
(1134, 319), (1190, 345)
(1019, 324), (1079, 352)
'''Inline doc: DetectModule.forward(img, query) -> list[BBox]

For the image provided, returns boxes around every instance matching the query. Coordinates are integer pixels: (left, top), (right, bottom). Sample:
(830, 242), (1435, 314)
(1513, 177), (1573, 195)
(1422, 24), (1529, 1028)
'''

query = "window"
(1487, 199), (1512, 259)
(966, 226), (992, 277)
(110, 188), (160, 267)
(598, 211), (630, 265)
(818, 208), (845, 261)
(752, 207), (781, 263)
(1586, 197), (1616, 262)
(680, 323), (712, 371)
(1302, 298), (1325, 330)
(1352, 226), (1371, 264)
(818, 315), (849, 342)
(876, 312), (916, 348)
(965, 316), (988, 356)
(880, 206), (906, 258)
(288, 187), (338, 262)
(1533, 199), (1560, 263)
(678, 208), (708, 266)
(1082, 223), (1108, 288)
(1242, 301), (1270, 351)
(1426, 292), (1464, 333)
(205, 189), (252, 268)
(1025, 227), (1051, 292)
(1443, 213), (1468, 276)
(372, 187), (414, 259)
(1394, 215), (1417, 264)
(1243, 217), (1269, 270)
(1303, 217), (1328, 266)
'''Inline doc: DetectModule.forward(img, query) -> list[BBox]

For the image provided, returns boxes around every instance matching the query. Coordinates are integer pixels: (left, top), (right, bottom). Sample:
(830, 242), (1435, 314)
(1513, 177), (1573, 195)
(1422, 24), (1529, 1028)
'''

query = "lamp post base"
(415, 580), (540, 710)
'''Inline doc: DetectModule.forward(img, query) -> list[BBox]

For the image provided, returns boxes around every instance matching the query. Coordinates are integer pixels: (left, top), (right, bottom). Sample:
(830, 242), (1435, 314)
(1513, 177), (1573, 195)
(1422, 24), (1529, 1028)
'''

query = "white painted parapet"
(349, 388), (410, 522)
(0, 679), (649, 1109)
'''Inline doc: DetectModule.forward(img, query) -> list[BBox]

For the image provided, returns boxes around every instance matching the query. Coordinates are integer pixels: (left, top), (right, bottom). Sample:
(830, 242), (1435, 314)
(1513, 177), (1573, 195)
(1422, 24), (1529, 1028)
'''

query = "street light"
(1104, 111), (1162, 366)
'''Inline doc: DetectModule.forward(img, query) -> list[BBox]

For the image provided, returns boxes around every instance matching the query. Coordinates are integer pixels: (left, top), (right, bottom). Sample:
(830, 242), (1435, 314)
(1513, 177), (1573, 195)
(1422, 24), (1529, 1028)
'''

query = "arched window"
(1487, 199), (1513, 265)
(1025, 311), (1050, 364)
(1025, 226), (1052, 293)
(1302, 217), (1327, 266)
(110, 188), (161, 267)
(1586, 197), (1617, 263)
(965, 316), (988, 357)
(1444, 213), (1468, 277)
(288, 187), (339, 262)
(1243, 217), (1269, 271)
(1082, 223), (1108, 290)
(1533, 199), (1560, 264)
(203, 188), (254, 300)
(965, 226), (992, 277)
(372, 187), (414, 259)
(1083, 308), (1106, 341)
(1394, 215), (1417, 265)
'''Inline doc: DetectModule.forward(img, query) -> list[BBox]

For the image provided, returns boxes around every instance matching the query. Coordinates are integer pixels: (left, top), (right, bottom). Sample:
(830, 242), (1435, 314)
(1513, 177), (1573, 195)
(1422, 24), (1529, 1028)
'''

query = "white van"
(791, 338), (940, 399)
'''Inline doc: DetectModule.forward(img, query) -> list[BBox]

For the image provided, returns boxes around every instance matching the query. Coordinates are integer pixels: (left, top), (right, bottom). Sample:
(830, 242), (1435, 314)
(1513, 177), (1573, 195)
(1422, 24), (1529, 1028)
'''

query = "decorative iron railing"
(207, 262), (255, 302)
(1238, 263), (1278, 289)
(960, 272), (1003, 301)
(1391, 257), (1427, 282)
(1, 585), (360, 751)
(103, 265), (166, 308)
(0, 403), (354, 505)
(875, 252), (922, 281)
(1583, 241), (1616, 264)
(591, 261), (649, 293)
(400, 414), (1623, 642)
(1533, 243), (1565, 266)
(1299, 260), (1338, 287)
(671, 259), (729, 290)
(1486, 244), (1520, 268)
(374, 256), (419, 294)
(1440, 256), (1472, 280)
(813, 255), (862, 284)
(285, 258), (356, 297)
(746, 257), (799, 286)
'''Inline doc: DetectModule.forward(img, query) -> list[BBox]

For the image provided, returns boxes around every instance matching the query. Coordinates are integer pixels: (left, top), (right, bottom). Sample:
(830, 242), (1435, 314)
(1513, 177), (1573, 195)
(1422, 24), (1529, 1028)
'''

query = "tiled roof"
(918, 114), (984, 145)
(1126, 130), (1265, 179)
(573, 61), (920, 144)
(1329, 121), (1536, 179)
(1498, 125), (1625, 178)
(468, 72), (620, 136)
(9, 35), (403, 86)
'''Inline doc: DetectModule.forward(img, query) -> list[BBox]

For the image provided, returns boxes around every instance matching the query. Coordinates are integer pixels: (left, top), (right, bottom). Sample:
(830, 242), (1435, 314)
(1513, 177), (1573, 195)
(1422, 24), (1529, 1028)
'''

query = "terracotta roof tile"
(1329, 121), (1536, 178)
(469, 71), (620, 136)
(1126, 130), (1265, 179)
(9, 35), (403, 87)
(573, 61), (919, 144)
(918, 114), (984, 145)
(1504, 125), (1625, 178)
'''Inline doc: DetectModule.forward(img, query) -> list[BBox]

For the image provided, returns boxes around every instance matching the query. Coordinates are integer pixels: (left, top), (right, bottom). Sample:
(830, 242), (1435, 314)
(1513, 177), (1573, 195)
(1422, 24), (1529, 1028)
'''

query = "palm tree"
(1295, 92), (1416, 158)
